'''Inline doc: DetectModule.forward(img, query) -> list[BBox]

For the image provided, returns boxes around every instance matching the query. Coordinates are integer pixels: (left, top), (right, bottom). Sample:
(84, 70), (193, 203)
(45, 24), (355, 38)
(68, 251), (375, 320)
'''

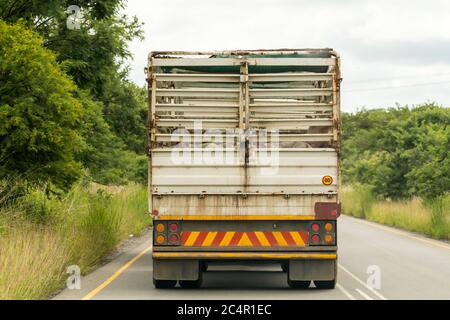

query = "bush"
(342, 184), (375, 218)
(0, 183), (151, 299)
(427, 196), (450, 239)
(343, 185), (450, 240)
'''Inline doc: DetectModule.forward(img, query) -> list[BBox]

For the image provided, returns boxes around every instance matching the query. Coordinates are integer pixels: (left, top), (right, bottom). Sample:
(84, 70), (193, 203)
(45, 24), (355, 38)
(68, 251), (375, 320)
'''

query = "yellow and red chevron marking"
(181, 231), (309, 247)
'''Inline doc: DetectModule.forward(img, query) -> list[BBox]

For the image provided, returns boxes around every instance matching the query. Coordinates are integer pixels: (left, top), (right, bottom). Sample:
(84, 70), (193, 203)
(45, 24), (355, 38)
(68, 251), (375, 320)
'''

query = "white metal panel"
(148, 50), (341, 216)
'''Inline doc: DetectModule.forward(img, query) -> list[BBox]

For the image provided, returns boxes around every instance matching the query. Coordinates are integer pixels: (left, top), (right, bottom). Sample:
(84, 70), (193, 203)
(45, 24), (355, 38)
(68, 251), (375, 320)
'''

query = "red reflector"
(314, 202), (341, 220)
(151, 209), (159, 216)
(311, 223), (320, 232)
(169, 223), (178, 233)
(311, 234), (321, 244)
(169, 234), (179, 244)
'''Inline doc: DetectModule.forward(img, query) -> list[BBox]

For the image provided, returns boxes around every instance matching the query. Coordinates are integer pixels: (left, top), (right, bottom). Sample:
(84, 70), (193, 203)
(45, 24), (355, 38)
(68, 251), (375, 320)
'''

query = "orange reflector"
(325, 234), (333, 243)
(322, 175), (333, 186)
(325, 223), (333, 232)
(156, 223), (165, 233)
(156, 235), (165, 244)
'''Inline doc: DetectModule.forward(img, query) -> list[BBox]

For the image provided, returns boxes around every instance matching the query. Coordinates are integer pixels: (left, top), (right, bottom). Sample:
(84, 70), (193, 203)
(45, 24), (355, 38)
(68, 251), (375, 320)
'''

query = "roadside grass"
(342, 185), (450, 240)
(0, 183), (151, 300)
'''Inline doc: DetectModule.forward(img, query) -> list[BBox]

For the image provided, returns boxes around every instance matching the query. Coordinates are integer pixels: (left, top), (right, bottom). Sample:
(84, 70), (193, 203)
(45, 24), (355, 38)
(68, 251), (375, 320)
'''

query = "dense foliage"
(0, 21), (85, 190)
(0, 1), (147, 192)
(342, 104), (450, 200)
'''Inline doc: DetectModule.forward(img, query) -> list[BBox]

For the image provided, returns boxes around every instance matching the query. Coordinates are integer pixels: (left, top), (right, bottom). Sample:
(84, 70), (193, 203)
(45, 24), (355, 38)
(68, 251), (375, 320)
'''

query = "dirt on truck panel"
(147, 49), (342, 289)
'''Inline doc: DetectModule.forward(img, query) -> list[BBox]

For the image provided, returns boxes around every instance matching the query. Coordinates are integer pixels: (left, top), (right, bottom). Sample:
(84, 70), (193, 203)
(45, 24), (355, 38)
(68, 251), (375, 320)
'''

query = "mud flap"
(289, 259), (336, 281)
(153, 259), (200, 281)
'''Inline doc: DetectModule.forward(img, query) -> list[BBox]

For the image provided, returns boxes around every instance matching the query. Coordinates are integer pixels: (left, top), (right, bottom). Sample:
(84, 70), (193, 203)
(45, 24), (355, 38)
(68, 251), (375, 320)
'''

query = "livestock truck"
(147, 49), (341, 289)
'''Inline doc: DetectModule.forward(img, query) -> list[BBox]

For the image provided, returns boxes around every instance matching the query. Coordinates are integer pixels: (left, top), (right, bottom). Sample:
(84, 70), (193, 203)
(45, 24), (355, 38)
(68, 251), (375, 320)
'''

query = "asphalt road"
(55, 215), (450, 300)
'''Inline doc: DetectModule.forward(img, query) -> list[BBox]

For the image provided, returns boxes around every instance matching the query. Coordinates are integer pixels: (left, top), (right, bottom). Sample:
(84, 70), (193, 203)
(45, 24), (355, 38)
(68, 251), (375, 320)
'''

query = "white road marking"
(338, 264), (388, 300)
(355, 288), (374, 300)
(336, 283), (356, 300)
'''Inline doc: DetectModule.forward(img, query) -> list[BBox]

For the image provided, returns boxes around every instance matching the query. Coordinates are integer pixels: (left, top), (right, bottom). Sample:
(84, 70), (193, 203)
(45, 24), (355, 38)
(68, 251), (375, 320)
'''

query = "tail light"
(169, 234), (180, 244)
(154, 221), (181, 246)
(309, 221), (336, 245)
(169, 222), (179, 233)
(156, 235), (166, 245)
(311, 234), (321, 244)
(156, 223), (165, 233)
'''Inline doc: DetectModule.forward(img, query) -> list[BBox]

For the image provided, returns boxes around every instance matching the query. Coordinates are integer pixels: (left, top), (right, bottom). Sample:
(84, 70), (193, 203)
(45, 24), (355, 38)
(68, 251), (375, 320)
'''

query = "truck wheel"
(314, 279), (336, 289)
(153, 279), (177, 289)
(287, 279), (311, 289)
(179, 277), (203, 289)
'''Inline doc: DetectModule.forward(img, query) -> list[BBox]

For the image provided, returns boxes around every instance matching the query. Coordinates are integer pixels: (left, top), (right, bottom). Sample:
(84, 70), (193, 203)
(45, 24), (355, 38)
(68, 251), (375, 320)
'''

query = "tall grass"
(0, 183), (150, 300)
(342, 185), (450, 240)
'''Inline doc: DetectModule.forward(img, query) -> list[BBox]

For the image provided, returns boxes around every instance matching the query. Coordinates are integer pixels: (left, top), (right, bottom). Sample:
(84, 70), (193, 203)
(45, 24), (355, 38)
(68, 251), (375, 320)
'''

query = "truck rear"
(147, 49), (341, 289)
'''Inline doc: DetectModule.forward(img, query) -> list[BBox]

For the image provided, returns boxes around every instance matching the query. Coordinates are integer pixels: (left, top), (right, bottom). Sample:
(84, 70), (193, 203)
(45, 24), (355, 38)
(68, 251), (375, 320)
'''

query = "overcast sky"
(123, 0), (450, 112)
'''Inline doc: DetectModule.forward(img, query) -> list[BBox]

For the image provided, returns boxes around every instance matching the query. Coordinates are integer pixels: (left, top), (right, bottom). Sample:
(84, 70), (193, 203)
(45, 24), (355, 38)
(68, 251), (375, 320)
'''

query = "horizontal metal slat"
(250, 88), (332, 98)
(178, 98), (239, 107)
(277, 134), (334, 143)
(249, 73), (333, 82)
(250, 119), (333, 129)
(156, 88), (240, 98)
(250, 104), (333, 113)
(157, 119), (239, 129)
(155, 73), (240, 82)
(156, 104), (239, 113)
(155, 134), (240, 142)
(152, 57), (335, 67)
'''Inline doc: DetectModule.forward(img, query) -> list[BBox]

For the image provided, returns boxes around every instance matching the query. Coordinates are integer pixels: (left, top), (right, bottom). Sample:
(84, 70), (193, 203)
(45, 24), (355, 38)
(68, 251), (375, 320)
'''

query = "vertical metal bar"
(239, 64), (246, 132)
(243, 63), (250, 130)
(239, 62), (250, 194)
(333, 56), (342, 204)
(148, 56), (157, 214)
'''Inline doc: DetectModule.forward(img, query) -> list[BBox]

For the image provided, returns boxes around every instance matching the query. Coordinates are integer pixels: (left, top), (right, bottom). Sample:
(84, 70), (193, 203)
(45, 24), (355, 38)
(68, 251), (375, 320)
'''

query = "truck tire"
(287, 279), (311, 289)
(153, 279), (177, 289)
(314, 279), (336, 289)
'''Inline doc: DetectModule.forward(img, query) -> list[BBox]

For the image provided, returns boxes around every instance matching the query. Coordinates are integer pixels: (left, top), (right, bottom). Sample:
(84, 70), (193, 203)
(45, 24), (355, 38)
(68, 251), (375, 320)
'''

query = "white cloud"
(123, 0), (450, 111)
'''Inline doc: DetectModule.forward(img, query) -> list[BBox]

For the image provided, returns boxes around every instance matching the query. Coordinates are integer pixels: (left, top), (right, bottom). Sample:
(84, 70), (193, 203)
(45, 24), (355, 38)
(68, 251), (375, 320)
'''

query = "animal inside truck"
(147, 49), (342, 289)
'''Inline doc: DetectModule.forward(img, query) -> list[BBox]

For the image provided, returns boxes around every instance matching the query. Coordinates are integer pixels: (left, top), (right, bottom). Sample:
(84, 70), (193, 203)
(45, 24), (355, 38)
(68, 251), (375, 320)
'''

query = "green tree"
(342, 104), (450, 200)
(0, 20), (84, 191)
(1, 0), (148, 185)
